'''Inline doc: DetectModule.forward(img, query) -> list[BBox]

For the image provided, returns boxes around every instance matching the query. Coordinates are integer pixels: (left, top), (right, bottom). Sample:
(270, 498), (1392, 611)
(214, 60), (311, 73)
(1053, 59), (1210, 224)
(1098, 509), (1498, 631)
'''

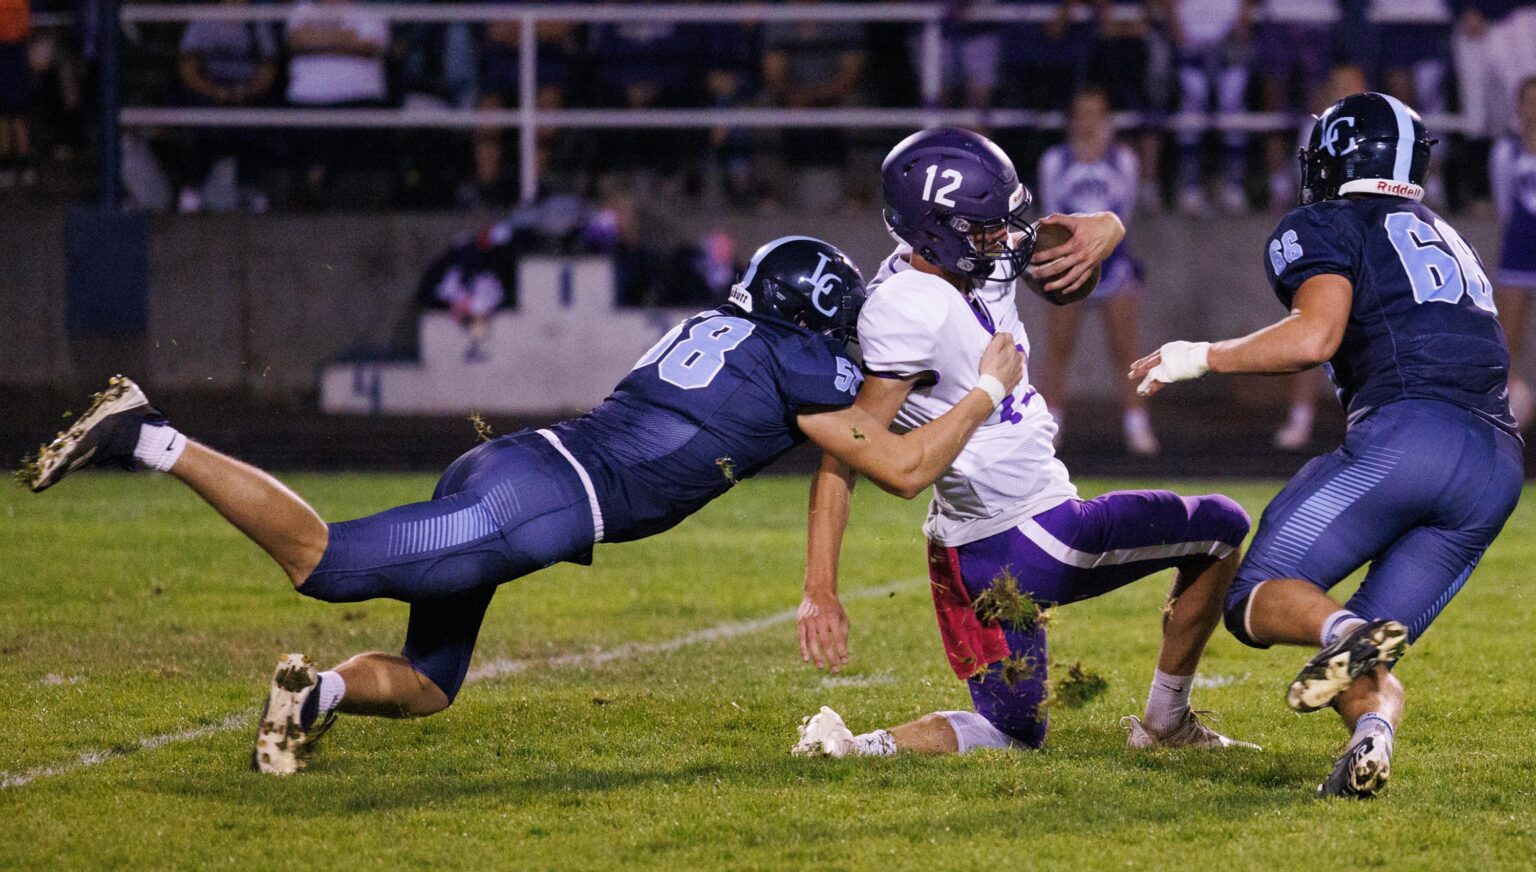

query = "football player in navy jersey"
(1131, 93), (1524, 798)
(19, 236), (1026, 775)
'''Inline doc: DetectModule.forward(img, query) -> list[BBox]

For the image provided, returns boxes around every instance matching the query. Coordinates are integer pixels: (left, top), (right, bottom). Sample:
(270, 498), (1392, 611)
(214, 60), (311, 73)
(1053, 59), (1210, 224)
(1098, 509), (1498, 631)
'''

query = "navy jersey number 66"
(1265, 196), (1517, 435)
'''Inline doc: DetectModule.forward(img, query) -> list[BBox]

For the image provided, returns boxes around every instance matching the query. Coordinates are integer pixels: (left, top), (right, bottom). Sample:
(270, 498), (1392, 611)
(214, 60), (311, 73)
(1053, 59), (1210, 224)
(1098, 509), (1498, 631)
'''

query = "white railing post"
(918, 13), (942, 125)
(519, 11), (539, 203)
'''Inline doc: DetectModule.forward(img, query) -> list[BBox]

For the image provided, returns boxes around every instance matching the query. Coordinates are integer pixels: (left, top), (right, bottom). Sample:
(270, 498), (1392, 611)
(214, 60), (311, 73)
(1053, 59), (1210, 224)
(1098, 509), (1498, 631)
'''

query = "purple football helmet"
(881, 127), (1036, 281)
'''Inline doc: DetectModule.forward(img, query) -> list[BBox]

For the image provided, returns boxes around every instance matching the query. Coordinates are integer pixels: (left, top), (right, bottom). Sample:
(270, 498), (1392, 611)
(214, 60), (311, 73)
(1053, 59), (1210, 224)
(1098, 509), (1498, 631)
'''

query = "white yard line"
(2, 580), (919, 790)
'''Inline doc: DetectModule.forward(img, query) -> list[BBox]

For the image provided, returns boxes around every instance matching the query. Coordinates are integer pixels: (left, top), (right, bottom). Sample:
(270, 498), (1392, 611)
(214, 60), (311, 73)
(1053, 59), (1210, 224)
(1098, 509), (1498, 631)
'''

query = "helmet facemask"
(950, 199), (1036, 281)
(888, 186), (1037, 282)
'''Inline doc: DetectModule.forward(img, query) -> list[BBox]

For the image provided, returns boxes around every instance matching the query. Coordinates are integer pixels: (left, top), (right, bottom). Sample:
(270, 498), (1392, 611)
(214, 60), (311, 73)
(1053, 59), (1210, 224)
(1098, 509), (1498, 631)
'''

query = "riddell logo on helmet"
(1373, 180), (1421, 197)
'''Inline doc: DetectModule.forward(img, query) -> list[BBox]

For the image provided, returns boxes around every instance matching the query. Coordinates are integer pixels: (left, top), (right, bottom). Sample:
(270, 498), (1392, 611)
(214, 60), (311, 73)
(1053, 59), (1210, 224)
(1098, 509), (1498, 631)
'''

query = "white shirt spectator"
(285, 1), (389, 105)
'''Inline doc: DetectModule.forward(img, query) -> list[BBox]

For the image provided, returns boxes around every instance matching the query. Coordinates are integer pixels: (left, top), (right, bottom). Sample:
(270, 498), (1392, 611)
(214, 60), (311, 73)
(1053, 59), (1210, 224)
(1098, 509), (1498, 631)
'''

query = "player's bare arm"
(798, 332), (1022, 501)
(797, 370), (917, 672)
(796, 335), (1020, 671)
(1129, 274), (1353, 396)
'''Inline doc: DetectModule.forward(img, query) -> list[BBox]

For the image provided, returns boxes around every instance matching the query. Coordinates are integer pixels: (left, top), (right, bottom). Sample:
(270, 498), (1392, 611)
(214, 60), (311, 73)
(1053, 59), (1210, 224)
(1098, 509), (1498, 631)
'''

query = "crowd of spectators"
(1, 0), (1534, 214)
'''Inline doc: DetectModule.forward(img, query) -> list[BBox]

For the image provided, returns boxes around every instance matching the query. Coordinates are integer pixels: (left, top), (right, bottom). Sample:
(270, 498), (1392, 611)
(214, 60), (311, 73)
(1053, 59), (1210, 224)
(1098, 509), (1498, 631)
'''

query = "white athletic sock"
(132, 423), (186, 472)
(851, 729), (897, 757)
(316, 670), (346, 716)
(1352, 712), (1395, 752)
(1143, 669), (1193, 735)
(1321, 610), (1367, 648)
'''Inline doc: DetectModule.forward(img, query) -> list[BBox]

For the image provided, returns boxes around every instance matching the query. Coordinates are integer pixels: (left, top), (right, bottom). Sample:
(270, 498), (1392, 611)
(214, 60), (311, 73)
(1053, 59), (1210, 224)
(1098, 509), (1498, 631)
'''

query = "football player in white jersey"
(792, 127), (1258, 759)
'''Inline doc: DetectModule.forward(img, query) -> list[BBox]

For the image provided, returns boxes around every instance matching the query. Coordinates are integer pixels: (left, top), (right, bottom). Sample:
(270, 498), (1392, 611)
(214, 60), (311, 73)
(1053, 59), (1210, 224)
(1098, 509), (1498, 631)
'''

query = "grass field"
(2, 473), (1534, 869)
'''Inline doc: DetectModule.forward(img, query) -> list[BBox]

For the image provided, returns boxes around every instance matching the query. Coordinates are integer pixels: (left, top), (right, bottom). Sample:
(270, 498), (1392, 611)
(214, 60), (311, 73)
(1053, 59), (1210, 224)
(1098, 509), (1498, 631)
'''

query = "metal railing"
(115, 3), (1463, 203)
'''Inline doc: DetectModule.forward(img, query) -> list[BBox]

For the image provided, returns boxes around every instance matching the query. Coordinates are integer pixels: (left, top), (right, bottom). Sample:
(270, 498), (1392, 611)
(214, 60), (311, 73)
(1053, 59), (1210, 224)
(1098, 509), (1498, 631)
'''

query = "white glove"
(1137, 341), (1211, 396)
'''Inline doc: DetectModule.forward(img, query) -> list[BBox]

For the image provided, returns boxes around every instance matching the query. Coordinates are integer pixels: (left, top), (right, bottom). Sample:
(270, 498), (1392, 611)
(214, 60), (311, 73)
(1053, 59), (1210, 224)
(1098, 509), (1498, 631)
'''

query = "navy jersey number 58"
(633, 316), (757, 389)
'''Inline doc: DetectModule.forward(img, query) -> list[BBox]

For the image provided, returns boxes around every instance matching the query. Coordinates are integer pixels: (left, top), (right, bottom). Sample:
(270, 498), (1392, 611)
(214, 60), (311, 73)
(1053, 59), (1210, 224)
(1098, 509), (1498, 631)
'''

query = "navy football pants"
(1227, 400), (1523, 647)
(300, 431), (596, 701)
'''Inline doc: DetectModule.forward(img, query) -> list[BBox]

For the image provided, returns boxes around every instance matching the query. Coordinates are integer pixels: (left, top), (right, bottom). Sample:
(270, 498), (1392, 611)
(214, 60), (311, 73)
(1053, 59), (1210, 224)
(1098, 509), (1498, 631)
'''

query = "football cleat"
(20, 375), (166, 493)
(1122, 711), (1261, 750)
(1317, 732), (1392, 799)
(252, 654), (336, 775)
(791, 705), (855, 758)
(1287, 619), (1409, 713)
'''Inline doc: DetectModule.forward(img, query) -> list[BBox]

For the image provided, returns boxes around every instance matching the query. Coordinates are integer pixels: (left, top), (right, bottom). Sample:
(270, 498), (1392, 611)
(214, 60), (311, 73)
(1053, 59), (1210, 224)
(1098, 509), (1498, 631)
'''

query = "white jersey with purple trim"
(861, 246), (1078, 546)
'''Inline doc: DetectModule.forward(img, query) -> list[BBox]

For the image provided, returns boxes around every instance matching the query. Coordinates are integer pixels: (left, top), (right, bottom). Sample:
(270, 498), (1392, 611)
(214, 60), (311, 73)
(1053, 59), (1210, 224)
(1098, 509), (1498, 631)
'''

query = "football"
(1023, 220), (1102, 306)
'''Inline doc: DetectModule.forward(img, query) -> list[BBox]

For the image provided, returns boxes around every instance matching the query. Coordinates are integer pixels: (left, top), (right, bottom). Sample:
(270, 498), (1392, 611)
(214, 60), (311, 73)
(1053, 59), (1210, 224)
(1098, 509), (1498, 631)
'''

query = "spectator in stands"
(1453, 1), (1536, 144)
(175, 0), (280, 212)
(701, 21), (762, 205)
(1036, 87), (1159, 455)
(425, 227), (509, 363)
(1369, 1), (1452, 117)
(0, 0), (34, 189)
(284, 0), (390, 206)
(1169, 0), (1254, 216)
(1368, 1), (1452, 207)
(1272, 62), (1367, 451)
(925, 1), (1004, 109)
(588, 16), (707, 184)
(389, 15), (477, 207)
(762, 5), (867, 211)
(1253, 0), (1338, 209)
(998, 1), (1089, 110)
(474, 20), (582, 204)
(1491, 76), (1536, 429)
(997, 0), (1090, 171)
(1085, 0), (1167, 213)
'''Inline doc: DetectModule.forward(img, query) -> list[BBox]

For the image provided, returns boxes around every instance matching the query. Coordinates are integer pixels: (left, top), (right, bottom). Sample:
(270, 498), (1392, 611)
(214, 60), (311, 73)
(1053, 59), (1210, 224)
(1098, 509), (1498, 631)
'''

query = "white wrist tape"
(1136, 341), (1211, 396)
(975, 374), (1008, 407)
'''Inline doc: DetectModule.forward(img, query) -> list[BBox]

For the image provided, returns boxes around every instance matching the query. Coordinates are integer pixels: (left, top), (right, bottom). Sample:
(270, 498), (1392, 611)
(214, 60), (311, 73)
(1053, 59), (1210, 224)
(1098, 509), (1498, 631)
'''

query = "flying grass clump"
(1046, 661), (1109, 710)
(13, 453), (40, 489)
(971, 570), (1051, 632)
(716, 456), (738, 484)
(468, 411), (494, 443)
(998, 655), (1037, 688)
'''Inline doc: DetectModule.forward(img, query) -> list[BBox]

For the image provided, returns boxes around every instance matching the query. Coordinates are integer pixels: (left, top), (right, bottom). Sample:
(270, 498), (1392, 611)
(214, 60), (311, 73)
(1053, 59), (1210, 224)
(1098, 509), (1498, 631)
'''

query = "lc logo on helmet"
(802, 253), (843, 317)
(1322, 115), (1359, 157)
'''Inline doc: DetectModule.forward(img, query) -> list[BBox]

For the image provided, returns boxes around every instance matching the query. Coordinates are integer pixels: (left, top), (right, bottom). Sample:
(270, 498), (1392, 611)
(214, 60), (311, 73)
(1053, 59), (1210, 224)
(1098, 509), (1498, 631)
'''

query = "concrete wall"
(0, 204), (1512, 406)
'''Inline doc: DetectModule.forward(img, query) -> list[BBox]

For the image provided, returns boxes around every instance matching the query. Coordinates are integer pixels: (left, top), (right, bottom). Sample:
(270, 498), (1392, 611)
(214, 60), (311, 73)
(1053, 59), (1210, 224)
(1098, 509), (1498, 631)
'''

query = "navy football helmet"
(1299, 92), (1435, 206)
(728, 236), (867, 345)
(881, 127), (1035, 281)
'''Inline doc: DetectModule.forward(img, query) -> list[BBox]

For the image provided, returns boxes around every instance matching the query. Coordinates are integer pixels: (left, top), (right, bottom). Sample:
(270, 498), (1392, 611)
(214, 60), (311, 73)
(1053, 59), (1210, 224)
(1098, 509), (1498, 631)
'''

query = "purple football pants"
(928, 490), (1250, 748)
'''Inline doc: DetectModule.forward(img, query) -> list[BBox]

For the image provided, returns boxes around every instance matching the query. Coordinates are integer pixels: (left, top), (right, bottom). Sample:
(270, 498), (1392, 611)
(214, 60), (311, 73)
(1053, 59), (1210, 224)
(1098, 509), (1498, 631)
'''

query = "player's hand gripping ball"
(1023, 218), (1104, 306)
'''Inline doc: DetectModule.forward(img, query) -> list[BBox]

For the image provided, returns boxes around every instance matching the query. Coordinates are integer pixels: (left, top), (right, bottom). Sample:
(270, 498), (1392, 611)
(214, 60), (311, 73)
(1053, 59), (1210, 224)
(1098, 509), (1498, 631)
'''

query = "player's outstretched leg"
(23, 375), (171, 491)
(791, 706), (1023, 758)
(793, 625), (1049, 759)
(23, 376), (330, 584)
